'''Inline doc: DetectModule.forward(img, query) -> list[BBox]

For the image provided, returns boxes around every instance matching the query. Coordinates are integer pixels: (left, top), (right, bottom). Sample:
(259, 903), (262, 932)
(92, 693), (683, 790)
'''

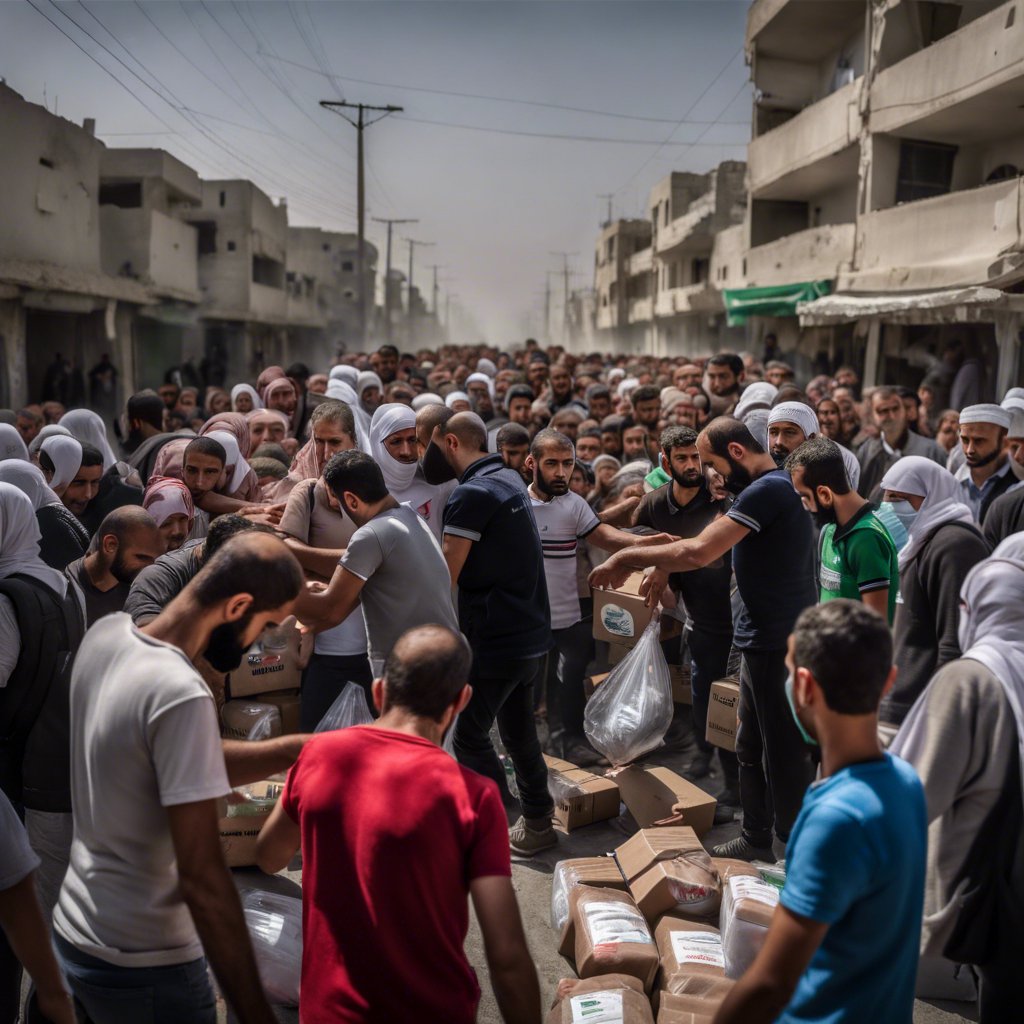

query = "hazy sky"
(1, 0), (752, 343)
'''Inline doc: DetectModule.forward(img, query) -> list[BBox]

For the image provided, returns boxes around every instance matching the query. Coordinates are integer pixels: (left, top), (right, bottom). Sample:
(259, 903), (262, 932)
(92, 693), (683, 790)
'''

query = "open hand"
(638, 568), (670, 608)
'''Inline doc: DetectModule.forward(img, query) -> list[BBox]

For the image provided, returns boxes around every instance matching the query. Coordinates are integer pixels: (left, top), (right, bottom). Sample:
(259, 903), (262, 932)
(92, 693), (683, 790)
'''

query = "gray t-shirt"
(340, 503), (458, 670)
(125, 541), (203, 625)
(0, 789), (39, 891)
(54, 613), (230, 967)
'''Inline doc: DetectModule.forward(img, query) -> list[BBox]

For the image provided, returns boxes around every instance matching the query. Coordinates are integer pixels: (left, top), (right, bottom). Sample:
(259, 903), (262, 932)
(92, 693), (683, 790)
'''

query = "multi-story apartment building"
(735, 0), (1024, 394)
(594, 218), (652, 353)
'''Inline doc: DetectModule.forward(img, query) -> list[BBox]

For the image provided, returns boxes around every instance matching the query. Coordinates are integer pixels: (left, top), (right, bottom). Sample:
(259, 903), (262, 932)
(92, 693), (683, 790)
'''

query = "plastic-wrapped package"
(241, 889), (303, 1005)
(584, 618), (673, 765)
(550, 857), (625, 932)
(753, 860), (786, 891)
(314, 681), (373, 733)
(546, 973), (654, 1024)
(221, 701), (282, 741)
(571, 886), (660, 992)
(719, 875), (780, 979)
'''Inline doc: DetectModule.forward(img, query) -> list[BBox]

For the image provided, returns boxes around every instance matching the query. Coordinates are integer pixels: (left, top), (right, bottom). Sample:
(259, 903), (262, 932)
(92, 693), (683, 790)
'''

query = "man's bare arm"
(291, 564), (365, 633)
(281, 536), (346, 580)
(443, 533), (473, 587)
(254, 800), (302, 875)
(222, 734), (309, 787)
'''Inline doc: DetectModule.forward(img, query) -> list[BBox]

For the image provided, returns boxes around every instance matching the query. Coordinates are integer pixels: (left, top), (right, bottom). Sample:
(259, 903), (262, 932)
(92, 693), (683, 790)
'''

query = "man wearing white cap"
(982, 403), (1024, 547)
(955, 404), (1015, 524)
(766, 401), (861, 491)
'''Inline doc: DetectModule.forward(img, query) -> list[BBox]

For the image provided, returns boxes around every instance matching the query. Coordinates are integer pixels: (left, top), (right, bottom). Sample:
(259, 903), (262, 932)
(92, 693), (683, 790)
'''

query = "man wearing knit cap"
(982, 405), (1024, 546)
(767, 401), (861, 492)
(955, 403), (1015, 524)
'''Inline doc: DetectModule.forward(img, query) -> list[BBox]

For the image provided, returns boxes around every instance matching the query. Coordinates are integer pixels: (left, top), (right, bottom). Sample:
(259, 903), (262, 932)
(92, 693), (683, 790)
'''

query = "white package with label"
(720, 875), (780, 979)
(584, 900), (652, 946)
(242, 889), (303, 1005)
(569, 990), (623, 1023)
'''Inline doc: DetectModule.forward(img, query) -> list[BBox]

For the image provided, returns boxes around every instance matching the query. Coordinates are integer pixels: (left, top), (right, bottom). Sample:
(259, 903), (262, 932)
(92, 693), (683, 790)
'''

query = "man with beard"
(526, 430), (649, 764)
(954, 404), (1015, 524)
(64, 507), (165, 626)
(767, 401), (861, 491)
(123, 391), (190, 486)
(54, 535), (308, 1024)
(705, 353), (745, 416)
(635, 426), (738, 809)
(546, 364), (587, 416)
(785, 438), (898, 623)
(496, 423), (532, 485)
(590, 418), (816, 862)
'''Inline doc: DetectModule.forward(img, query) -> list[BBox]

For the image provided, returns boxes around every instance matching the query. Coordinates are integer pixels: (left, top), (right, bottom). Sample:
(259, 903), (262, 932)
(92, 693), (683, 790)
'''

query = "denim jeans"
(299, 652), (374, 731)
(453, 655), (553, 820)
(55, 935), (215, 1024)
(544, 619), (594, 743)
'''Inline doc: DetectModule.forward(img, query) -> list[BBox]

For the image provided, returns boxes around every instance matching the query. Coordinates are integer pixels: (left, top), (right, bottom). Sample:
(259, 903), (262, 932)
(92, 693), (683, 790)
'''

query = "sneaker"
(712, 835), (776, 863)
(509, 815), (558, 857)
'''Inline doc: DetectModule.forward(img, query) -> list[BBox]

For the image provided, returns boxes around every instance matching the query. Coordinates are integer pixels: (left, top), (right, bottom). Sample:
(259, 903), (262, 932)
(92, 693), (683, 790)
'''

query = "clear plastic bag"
(719, 874), (780, 978)
(315, 681), (373, 733)
(584, 617), (673, 765)
(221, 701), (281, 741)
(241, 889), (303, 1005)
(547, 768), (582, 805)
(550, 861), (582, 931)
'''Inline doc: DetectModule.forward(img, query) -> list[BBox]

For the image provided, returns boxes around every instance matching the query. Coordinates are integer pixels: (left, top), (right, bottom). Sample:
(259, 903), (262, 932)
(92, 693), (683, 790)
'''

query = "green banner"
(723, 281), (832, 326)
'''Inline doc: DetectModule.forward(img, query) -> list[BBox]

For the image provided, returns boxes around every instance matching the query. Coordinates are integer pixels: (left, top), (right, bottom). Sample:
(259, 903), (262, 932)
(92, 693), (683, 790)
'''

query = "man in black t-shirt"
(593, 418), (816, 862)
(635, 427), (738, 808)
(427, 413), (556, 857)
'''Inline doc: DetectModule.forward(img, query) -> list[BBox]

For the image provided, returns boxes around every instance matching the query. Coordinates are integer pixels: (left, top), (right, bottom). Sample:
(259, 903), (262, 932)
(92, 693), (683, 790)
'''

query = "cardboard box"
(228, 618), (307, 699)
(654, 916), (726, 991)
(669, 665), (692, 705)
(608, 640), (631, 665)
(660, 974), (735, 1004)
(706, 680), (740, 752)
(555, 857), (629, 961)
(543, 754), (577, 774)
(593, 572), (656, 651)
(546, 758), (620, 832)
(253, 689), (302, 734)
(656, 991), (719, 1024)
(571, 885), (661, 993)
(614, 765), (717, 836)
(217, 779), (283, 867)
(221, 700), (282, 740)
(546, 975), (654, 1024)
(615, 828), (721, 923)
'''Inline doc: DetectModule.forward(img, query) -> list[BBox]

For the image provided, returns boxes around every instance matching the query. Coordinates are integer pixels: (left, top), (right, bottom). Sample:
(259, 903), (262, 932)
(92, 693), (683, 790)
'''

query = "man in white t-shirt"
(54, 534), (309, 1024)
(527, 428), (652, 764)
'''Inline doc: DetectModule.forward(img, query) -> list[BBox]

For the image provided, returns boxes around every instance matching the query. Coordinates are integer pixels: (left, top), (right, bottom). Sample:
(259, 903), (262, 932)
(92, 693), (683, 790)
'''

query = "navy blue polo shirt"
(443, 454), (551, 667)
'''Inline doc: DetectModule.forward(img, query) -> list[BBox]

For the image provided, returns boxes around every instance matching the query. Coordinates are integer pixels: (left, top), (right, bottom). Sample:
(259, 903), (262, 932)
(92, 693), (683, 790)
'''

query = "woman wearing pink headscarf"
(247, 409), (291, 450)
(199, 412), (252, 460)
(143, 476), (195, 551)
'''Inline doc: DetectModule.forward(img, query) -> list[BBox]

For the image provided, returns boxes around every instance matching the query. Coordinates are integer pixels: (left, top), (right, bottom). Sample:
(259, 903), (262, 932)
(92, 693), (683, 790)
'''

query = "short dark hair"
(250, 456), (287, 480)
(203, 514), (269, 561)
(127, 391), (165, 431)
(323, 449), (389, 503)
(631, 385), (660, 405)
(896, 386), (918, 404)
(89, 506), (159, 554)
(192, 534), (304, 612)
(79, 442), (104, 469)
(185, 436), (226, 465)
(310, 399), (356, 436)
(530, 428), (574, 458)
(792, 600), (893, 714)
(251, 443), (291, 468)
(701, 416), (765, 457)
(784, 436), (851, 495)
(496, 423), (529, 451)
(286, 362), (310, 381)
(384, 625), (473, 721)
(578, 426), (601, 440)
(660, 425), (699, 455)
(505, 384), (534, 405)
(377, 344), (399, 358)
(586, 384), (610, 402)
(16, 408), (42, 425)
(708, 353), (743, 377)
(771, 386), (813, 408)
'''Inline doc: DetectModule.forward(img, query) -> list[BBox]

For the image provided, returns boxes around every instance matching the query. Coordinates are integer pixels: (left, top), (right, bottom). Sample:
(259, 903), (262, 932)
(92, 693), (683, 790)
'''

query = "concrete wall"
(100, 207), (198, 295)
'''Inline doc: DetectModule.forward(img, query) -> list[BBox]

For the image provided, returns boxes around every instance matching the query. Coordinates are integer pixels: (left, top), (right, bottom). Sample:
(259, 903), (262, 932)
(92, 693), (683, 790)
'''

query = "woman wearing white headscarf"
(28, 424), (72, 458)
(205, 429), (261, 502)
(59, 409), (116, 471)
(325, 380), (371, 451)
(877, 456), (990, 736)
(39, 435), (84, 496)
(0, 461), (87, 569)
(357, 371), (383, 417)
(329, 365), (359, 388)
(0, 424), (29, 462)
(231, 383), (263, 413)
(368, 403), (454, 542)
(892, 538), (1024, 1016)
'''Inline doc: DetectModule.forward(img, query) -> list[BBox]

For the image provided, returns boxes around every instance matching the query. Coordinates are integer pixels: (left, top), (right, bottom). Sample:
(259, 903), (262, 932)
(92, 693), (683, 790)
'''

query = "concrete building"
(594, 218), (652, 353)
(0, 83), (150, 410)
(735, 0), (1024, 394)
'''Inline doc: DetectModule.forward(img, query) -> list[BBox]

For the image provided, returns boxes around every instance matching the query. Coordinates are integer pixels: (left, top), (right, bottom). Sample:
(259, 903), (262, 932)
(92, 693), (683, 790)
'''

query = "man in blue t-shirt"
(714, 600), (926, 1024)
(591, 417), (817, 861)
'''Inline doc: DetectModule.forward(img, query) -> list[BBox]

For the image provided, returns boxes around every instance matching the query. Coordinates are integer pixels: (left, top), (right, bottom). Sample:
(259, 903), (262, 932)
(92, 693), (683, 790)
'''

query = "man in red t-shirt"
(256, 624), (541, 1024)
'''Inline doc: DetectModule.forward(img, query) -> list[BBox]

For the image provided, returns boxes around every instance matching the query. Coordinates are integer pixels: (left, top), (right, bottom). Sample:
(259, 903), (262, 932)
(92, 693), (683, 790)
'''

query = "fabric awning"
(723, 281), (832, 325)
(797, 286), (1024, 326)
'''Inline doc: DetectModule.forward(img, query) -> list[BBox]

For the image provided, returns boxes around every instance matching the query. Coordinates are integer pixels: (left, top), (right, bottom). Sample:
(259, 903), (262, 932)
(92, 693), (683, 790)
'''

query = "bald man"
(65, 507), (166, 626)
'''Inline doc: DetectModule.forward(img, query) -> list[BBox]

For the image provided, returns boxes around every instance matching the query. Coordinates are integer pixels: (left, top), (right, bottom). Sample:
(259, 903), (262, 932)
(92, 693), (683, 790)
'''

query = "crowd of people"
(0, 337), (1022, 1023)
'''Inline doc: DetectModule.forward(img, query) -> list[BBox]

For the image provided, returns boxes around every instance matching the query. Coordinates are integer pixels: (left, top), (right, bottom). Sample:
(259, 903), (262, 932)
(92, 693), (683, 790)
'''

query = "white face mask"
(888, 499), (919, 532)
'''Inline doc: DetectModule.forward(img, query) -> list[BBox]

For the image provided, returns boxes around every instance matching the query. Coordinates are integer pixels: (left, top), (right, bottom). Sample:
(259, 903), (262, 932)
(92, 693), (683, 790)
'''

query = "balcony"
(250, 280), (287, 321)
(628, 297), (653, 324)
(871, 1), (1024, 143)
(841, 177), (1024, 292)
(596, 307), (616, 331)
(629, 247), (653, 276)
(745, 222), (855, 288)
(654, 284), (721, 318)
(656, 192), (715, 255)
(748, 78), (862, 199)
(747, 0), (865, 61)
(100, 208), (199, 300)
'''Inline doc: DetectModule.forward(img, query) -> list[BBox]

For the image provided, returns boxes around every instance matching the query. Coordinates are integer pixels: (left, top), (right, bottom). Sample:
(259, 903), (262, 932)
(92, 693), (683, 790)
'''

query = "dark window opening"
(219, 190), (226, 207)
(896, 140), (957, 204)
(322, 243), (331, 251)
(341, 260), (354, 272)
(192, 221), (217, 256)
(252, 255), (284, 288)
(987, 164), (1021, 183)
(226, 240), (236, 253)
(692, 258), (709, 285)
(99, 182), (143, 208)
(38, 157), (54, 169)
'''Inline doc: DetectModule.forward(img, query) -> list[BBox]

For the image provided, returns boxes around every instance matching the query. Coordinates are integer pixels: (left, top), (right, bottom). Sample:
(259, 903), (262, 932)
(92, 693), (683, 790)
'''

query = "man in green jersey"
(785, 438), (899, 623)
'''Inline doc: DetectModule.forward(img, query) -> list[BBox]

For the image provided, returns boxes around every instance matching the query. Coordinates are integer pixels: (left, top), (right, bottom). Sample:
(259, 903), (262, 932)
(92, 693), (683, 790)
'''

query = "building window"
(692, 258), (709, 285)
(252, 254), (284, 288)
(987, 164), (1021, 183)
(192, 221), (217, 256)
(322, 243), (331, 251)
(607, 236), (616, 261)
(99, 182), (142, 208)
(219, 190), (226, 207)
(663, 202), (669, 226)
(895, 140), (957, 204)
(341, 260), (354, 272)
(226, 240), (236, 252)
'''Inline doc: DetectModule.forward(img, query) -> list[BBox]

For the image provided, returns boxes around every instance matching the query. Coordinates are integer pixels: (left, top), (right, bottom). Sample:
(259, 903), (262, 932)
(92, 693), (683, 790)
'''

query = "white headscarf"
(734, 382), (778, 419)
(894, 535), (1024, 798)
(880, 456), (975, 569)
(617, 377), (640, 400)
(330, 365), (359, 388)
(369, 403), (418, 493)
(476, 358), (497, 378)
(0, 482), (67, 596)
(445, 391), (471, 410)
(60, 408), (116, 471)
(41, 435), (84, 493)
(206, 430), (252, 495)
(465, 372), (495, 399)
(0, 424), (29, 463)
(411, 393), (444, 411)
(324, 381), (371, 451)
(28, 424), (71, 457)
(357, 371), (383, 403)
(0, 461), (61, 509)
(1001, 387), (1024, 411)
(767, 401), (819, 440)
(231, 383), (263, 411)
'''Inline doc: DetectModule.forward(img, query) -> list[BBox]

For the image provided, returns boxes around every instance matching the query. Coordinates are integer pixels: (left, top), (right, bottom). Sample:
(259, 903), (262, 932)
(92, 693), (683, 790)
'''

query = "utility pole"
(598, 193), (613, 227)
(550, 252), (577, 345)
(320, 100), (402, 348)
(427, 263), (445, 317)
(372, 217), (417, 343)
(403, 239), (434, 347)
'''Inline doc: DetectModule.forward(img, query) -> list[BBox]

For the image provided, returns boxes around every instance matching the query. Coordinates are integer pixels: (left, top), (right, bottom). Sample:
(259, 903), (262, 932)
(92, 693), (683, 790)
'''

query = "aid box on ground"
(545, 755), (620, 832)
(251, 689), (302, 734)
(614, 765), (717, 836)
(615, 827), (721, 923)
(554, 857), (629, 960)
(570, 885), (661, 993)
(720, 874), (781, 978)
(656, 991), (719, 1023)
(545, 974), (654, 1024)
(654, 915), (728, 994)
(706, 680), (740, 752)
(593, 572), (656, 656)
(217, 780), (283, 867)
(228, 619), (308, 699)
